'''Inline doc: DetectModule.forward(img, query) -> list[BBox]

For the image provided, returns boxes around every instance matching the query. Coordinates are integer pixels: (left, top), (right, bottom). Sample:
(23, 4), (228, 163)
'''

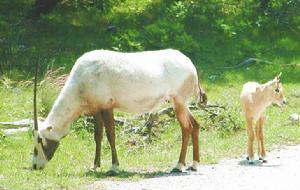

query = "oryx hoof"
(246, 156), (255, 164)
(248, 160), (255, 165)
(259, 157), (267, 163)
(187, 166), (197, 172)
(170, 168), (183, 173)
(89, 165), (99, 172)
(106, 170), (118, 176)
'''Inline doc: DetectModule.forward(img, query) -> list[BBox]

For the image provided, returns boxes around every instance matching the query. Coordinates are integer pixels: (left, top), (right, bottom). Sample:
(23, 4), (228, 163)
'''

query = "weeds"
(202, 104), (243, 137)
(0, 131), (6, 157)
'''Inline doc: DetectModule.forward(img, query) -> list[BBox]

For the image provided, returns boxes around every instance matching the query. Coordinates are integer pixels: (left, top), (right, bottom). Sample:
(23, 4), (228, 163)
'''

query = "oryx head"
(268, 72), (287, 107)
(32, 62), (59, 170)
(32, 125), (60, 170)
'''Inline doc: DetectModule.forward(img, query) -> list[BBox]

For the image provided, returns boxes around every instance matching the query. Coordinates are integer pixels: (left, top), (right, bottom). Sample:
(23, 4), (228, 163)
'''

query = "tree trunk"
(33, 0), (59, 16)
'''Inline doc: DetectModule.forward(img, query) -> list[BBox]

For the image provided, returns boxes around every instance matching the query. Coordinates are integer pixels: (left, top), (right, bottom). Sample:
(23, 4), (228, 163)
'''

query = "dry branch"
(0, 119), (33, 129)
(3, 127), (29, 136)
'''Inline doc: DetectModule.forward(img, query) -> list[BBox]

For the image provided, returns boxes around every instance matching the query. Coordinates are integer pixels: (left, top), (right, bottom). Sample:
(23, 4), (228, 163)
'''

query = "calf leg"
(102, 109), (119, 176)
(246, 118), (255, 164)
(92, 111), (104, 170)
(172, 100), (192, 172)
(257, 116), (266, 162)
(255, 121), (262, 159)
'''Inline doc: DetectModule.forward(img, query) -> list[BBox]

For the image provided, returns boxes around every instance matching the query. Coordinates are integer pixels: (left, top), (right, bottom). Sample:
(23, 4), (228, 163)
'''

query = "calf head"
(267, 73), (287, 106)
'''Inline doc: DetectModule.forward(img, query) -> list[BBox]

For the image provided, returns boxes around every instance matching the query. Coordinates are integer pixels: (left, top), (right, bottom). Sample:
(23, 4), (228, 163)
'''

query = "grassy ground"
(1, 66), (300, 189)
(1, 1), (299, 189)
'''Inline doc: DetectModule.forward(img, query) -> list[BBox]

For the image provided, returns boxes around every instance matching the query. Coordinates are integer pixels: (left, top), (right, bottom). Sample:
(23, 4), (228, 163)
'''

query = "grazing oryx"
(240, 73), (287, 164)
(32, 49), (207, 174)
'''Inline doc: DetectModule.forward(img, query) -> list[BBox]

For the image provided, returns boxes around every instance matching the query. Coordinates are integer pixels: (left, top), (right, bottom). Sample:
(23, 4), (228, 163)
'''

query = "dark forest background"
(1, 0), (299, 78)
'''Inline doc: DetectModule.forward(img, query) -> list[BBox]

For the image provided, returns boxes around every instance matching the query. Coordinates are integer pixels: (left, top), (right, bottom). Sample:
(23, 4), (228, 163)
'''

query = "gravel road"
(87, 144), (300, 190)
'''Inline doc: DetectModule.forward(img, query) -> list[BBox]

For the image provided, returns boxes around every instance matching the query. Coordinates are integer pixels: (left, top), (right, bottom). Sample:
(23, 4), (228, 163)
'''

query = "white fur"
(32, 130), (48, 169)
(174, 163), (185, 171)
(109, 164), (119, 173)
(40, 49), (199, 141)
(192, 161), (199, 170)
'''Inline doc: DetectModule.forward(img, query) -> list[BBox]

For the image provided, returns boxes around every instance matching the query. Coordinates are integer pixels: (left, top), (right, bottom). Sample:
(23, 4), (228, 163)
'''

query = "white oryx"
(240, 73), (287, 164)
(32, 49), (207, 174)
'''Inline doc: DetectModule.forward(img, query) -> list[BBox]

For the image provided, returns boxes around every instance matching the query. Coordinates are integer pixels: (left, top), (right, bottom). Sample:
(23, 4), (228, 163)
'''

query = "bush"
(71, 116), (94, 139)
(200, 102), (244, 137)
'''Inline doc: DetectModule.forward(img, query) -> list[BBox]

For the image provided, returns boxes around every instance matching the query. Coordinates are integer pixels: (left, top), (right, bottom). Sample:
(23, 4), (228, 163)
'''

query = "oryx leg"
(188, 110), (200, 171)
(102, 109), (119, 176)
(256, 116), (266, 162)
(171, 99), (192, 173)
(246, 117), (255, 164)
(92, 111), (104, 170)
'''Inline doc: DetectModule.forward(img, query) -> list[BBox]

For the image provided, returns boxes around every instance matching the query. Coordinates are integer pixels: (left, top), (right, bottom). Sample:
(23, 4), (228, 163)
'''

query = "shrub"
(200, 102), (244, 137)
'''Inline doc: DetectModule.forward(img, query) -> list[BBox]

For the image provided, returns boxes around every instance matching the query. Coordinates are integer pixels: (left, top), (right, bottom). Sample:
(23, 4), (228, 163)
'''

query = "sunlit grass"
(1, 67), (300, 189)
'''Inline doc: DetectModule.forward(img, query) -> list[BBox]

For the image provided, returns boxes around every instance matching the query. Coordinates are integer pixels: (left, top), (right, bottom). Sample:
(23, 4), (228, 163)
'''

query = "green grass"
(1, 66), (300, 189)
(0, 86), (33, 121)
(0, 1), (299, 189)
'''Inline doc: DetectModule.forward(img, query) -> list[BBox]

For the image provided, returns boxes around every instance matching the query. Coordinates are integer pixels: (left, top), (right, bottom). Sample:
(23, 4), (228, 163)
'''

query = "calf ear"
(274, 72), (282, 82)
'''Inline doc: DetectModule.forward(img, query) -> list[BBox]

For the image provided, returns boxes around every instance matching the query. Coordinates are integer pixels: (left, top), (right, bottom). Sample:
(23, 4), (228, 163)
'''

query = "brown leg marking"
(102, 109), (119, 167)
(246, 118), (255, 162)
(93, 111), (104, 169)
(174, 101), (192, 167)
(189, 111), (200, 163)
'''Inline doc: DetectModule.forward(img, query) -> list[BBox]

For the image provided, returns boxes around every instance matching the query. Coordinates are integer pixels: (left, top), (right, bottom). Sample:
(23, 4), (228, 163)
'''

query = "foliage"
(71, 116), (94, 135)
(0, 1), (300, 188)
(201, 102), (244, 138)
(0, 0), (299, 75)
(1, 64), (300, 189)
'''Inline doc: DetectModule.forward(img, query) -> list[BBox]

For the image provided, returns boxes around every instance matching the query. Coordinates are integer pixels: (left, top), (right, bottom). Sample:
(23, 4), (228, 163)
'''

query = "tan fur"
(240, 73), (286, 162)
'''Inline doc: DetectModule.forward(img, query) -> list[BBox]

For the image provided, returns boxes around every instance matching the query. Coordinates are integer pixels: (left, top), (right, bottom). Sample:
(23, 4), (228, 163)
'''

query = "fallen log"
(3, 127), (30, 136)
(0, 119), (33, 129)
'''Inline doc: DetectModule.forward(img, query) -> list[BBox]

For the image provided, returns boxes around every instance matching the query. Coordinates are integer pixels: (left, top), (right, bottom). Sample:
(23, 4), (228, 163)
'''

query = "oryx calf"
(240, 73), (287, 164)
(32, 49), (207, 174)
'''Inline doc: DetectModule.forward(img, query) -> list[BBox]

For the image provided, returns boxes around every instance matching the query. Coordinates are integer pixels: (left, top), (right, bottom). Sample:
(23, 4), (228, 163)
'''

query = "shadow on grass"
(85, 169), (191, 179)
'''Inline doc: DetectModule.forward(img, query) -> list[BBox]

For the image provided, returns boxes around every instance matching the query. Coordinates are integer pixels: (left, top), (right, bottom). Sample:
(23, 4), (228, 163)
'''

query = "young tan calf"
(240, 73), (287, 164)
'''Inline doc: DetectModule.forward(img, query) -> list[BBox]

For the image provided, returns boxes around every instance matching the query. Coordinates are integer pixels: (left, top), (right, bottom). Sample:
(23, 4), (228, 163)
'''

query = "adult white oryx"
(32, 49), (207, 174)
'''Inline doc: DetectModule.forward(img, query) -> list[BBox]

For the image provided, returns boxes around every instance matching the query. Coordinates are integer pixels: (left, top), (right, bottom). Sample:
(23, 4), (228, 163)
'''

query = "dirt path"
(87, 144), (300, 190)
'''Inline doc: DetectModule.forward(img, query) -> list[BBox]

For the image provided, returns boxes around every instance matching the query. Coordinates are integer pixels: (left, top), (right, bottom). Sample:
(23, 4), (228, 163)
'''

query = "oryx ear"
(46, 126), (53, 132)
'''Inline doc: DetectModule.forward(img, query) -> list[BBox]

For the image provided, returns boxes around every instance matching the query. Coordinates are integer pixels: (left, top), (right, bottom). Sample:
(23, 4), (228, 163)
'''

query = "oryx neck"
(44, 82), (82, 140)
